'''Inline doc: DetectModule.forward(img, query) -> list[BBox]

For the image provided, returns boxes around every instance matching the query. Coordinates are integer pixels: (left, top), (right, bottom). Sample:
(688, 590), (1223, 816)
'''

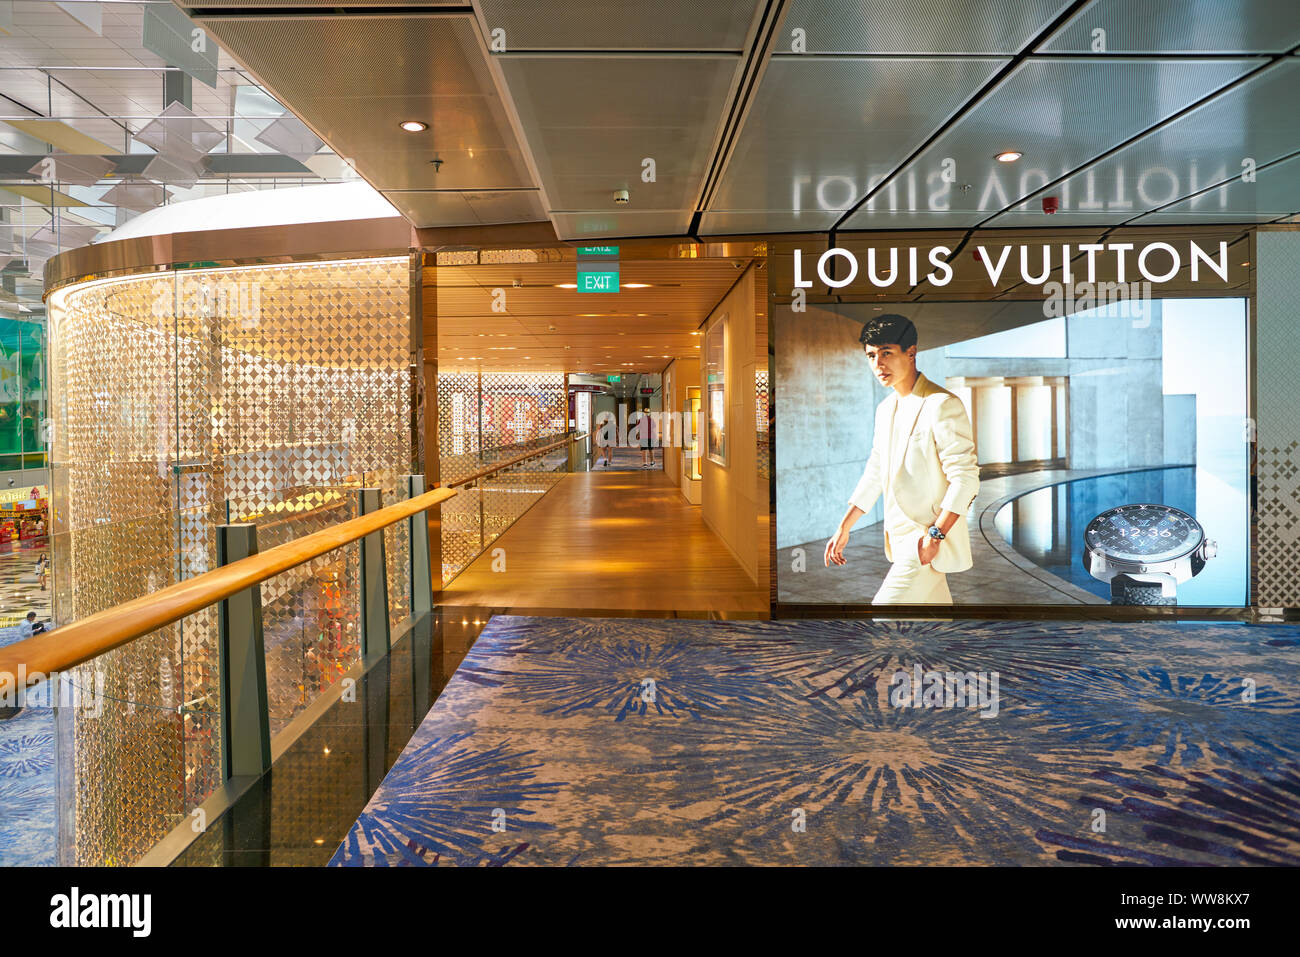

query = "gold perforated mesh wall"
(435, 370), (565, 584)
(47, 255), (415, 865)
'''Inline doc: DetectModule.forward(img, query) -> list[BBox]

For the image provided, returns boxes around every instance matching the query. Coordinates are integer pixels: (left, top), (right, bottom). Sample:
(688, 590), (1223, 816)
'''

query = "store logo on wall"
(792, 240), (1230, 291)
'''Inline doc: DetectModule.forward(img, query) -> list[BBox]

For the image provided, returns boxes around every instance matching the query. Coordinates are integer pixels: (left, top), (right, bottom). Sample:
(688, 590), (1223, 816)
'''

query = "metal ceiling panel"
(1135, 152), (1300, 223)
(841, 57), (1258, 229)
(496, 54), (740, 237)
(1, 184), (89, 208)
(195, 12), (535, 192)
(3, 119), (120, 155)
(700, 209), (841, 234)
(184, 1), (468, 6)
(548, 210), (697, 240)
(776, 0), (1074, 54)
(987, 58), (1300, 226)
(704, 56), (1007, 234)
(143, 2), (219, 88)
(383, 188), (546, 227)
(475, 0), (760, 51)
(1041, 0), (1300, 53)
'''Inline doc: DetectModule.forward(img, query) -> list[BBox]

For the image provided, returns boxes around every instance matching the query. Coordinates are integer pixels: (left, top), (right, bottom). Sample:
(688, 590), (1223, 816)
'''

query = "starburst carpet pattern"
(331, 617), (1300, 866)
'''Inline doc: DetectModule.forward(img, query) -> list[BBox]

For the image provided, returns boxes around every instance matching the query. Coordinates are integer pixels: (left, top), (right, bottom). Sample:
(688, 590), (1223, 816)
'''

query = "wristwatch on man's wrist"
(1081, 504), (1216, 605)
(927, 525), (945, 541)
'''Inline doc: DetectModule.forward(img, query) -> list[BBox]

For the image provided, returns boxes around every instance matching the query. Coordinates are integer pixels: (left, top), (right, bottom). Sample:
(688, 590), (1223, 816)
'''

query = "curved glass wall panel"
(45, 255), (414, 865)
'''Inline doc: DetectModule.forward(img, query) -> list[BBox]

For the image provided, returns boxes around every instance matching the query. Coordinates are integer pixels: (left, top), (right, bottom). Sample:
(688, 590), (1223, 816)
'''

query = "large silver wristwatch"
(1081, 504), (1217, 606)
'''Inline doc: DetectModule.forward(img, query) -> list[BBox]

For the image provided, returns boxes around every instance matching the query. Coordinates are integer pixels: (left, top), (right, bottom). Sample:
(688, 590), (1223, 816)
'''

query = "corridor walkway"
(438, 470), (767, 615)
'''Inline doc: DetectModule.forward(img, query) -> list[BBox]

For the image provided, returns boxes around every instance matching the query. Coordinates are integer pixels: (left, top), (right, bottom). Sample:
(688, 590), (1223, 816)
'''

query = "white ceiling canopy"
(101, 179), (401, 242)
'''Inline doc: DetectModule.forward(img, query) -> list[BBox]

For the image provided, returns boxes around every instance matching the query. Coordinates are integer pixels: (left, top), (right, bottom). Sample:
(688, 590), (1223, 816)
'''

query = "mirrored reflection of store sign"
(577, 245), (619, 293)
(792, 163), (1242, 216)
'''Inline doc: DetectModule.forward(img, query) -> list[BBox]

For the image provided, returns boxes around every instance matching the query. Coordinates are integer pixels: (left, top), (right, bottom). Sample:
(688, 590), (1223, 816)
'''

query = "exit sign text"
(578, 267), (619, 293)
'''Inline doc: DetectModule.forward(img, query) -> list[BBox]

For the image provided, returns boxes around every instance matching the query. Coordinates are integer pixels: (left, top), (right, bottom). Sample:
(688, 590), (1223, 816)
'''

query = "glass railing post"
(477, 480), (486, 551)
(358, 488), (391, 657)
(216, 523), (272, 781)
(405, 475), (433, 621)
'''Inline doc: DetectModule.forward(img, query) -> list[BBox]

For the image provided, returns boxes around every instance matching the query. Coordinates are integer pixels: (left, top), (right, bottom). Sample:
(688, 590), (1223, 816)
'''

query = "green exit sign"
(606, 375), (620, 384)
(577, 245), (619, 259)
(577, 266), (619, 293)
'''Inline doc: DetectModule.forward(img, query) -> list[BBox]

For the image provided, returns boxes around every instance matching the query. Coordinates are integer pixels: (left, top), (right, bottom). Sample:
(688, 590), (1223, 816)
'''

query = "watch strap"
(1110, 575), (1176, 606)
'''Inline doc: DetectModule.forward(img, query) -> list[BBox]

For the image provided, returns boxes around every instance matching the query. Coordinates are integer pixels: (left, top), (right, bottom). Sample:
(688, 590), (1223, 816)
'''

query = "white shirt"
(885, 392), (926, 539)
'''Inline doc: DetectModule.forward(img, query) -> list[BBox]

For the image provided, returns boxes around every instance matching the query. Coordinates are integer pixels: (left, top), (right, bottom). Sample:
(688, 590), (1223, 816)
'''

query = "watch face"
(1085, 504), (1202, 565)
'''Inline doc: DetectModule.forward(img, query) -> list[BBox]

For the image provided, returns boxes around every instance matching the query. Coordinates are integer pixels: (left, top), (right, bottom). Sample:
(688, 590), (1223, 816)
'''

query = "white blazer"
(847, 373), (980, 573)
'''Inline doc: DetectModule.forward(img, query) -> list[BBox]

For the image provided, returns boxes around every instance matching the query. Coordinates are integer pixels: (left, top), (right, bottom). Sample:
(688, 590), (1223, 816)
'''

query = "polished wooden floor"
(437, 470), (768, 615)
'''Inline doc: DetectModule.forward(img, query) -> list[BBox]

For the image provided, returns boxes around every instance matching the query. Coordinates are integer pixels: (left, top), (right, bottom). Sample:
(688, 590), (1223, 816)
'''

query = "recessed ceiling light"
(622, 283), (650, 289)
(995, 150), (1022, 163)
(400, 120), (429, 132)
(556, 283), (577, 289)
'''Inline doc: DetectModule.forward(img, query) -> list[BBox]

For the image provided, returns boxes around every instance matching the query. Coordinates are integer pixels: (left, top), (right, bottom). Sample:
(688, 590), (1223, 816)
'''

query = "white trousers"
(872, 534), (953, 604)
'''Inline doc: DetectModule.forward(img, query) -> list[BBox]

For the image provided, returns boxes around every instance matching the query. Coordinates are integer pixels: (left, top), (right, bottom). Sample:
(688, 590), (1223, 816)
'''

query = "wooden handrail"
(443, 431), (587, 489)
(0, 486), (457, 685)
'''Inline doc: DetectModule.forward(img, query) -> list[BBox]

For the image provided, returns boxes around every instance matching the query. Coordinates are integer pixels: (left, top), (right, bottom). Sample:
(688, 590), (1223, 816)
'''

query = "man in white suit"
(824, 315), (979, 603)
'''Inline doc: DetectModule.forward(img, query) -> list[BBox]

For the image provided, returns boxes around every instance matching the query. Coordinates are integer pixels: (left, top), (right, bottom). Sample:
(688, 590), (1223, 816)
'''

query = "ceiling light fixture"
(556, 283), (577, 289)
(622, 283), (650, 289)
(400, 120), (429, 132)
(995, 150), (1022, 163)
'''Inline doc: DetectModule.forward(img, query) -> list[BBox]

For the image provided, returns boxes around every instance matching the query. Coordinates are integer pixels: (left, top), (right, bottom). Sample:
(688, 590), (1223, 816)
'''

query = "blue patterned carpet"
(0, 705), (56, 866)
(331, 617), (1300, 866)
